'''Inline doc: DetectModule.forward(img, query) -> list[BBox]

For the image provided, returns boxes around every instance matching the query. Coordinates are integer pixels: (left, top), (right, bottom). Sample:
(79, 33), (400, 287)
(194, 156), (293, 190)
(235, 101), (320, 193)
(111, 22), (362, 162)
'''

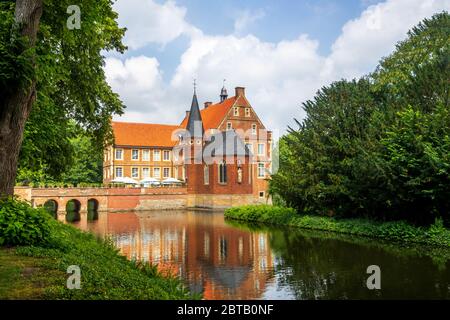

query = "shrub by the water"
(225, 205), (450, 247)
(0, 197), (53, 246)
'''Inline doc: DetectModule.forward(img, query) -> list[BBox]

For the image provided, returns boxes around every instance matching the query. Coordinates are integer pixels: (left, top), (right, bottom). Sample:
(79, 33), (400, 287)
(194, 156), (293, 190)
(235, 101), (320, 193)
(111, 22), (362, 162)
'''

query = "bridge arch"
(43, 199), (58, 219)
(66, 199), (81, 223)
(87, 198), (99, 221)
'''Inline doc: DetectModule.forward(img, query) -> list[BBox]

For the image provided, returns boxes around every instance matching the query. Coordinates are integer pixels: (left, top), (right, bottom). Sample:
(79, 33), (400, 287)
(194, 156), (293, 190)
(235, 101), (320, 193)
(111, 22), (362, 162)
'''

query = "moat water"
(75, 210), (450, 300)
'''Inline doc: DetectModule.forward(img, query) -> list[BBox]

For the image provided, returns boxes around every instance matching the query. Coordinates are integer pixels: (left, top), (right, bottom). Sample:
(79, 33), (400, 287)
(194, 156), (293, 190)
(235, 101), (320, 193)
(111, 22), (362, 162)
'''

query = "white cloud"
(108, 0), (450, 133)
(234, 9), (266, 35)
(113, 0), (199, 50)
(323, 0), (450, 79)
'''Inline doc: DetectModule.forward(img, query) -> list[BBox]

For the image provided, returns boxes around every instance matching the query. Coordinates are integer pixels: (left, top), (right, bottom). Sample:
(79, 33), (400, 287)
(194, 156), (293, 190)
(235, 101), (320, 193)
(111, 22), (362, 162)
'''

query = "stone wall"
(14, 186), (269, 212)
(187, 193), (268, 209)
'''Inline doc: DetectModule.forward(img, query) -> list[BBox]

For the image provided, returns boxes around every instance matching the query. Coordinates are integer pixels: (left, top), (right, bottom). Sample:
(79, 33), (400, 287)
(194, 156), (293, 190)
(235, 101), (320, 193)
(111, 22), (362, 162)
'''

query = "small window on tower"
(204, 165), (209, 185)
(245, 108), (251, 117)
(227, 122), (232, 130)
(234, 107), (239, 116)
(219, 161), (227, 184)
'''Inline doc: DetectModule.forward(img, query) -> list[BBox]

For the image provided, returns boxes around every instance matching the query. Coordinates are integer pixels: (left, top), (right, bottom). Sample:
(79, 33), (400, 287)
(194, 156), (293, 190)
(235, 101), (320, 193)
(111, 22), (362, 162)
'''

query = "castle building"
(103, 86), (272, 207)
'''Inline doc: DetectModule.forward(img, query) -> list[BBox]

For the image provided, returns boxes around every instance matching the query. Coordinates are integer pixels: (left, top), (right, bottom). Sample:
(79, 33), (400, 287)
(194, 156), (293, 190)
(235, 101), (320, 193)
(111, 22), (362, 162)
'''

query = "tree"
(0, 0), (43, 196)
(60, 128), (103, 185)
(0, 0), (126, 195)
(270, 12), (450, 225)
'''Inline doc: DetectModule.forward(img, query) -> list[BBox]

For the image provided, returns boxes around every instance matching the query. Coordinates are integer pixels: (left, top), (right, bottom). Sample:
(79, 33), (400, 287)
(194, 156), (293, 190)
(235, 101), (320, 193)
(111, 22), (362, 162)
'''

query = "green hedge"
(225, 205), (450, 247)
(0, 198), (53, 246)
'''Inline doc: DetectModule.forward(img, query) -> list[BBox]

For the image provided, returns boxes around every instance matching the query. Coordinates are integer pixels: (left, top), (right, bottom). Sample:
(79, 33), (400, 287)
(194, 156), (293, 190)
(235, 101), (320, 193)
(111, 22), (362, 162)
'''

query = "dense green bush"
(0, 198), (53, 246)
(226, 205), (296, 224)
(225, 205), (450, 247)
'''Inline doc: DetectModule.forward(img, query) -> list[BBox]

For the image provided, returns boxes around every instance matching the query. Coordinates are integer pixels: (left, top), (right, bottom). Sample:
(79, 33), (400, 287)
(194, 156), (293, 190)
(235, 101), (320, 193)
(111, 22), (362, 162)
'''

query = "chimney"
(204, 102), (212, 109)
(185, 110), (190, 118)
(235, 87), (245, 97)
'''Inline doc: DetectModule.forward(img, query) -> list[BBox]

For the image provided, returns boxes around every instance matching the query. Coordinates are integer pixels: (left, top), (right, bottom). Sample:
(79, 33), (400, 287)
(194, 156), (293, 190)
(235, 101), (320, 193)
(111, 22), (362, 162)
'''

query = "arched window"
(218, 160), (227, 184)
(204, 165), (209, 185)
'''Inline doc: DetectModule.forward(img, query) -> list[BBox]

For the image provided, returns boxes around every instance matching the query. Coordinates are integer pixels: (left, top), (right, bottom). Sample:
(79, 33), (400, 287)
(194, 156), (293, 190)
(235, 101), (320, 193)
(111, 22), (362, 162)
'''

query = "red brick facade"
(104, 86), (272, 203)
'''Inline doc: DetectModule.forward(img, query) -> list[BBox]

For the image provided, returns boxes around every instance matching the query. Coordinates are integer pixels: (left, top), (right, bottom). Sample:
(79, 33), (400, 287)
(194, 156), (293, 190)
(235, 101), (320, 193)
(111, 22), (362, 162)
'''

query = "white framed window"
(142, 149), (150, 161)
(245, 143), (253, 154)
(132, 149), (139, 160)
(245, 108), (251, 117)
(258, 143), (265, 156)
(204, 165), (209, 185)
(142, 167), (150, 178)
(258, 162), (265, 178)
(233, 107), (239, 116)
(227, 122), (232, 130)
(163, 150), (170, 161)
(252, 124), (257, 135)
(153, 167), (161, 179)
(131, 167), (139, 178)
(163, 167), (170, 178)
(153, 149), (161, 161)
(115, 167), (123, 178)
(115, 149), (123, 160)
(259, 191), (265, 198)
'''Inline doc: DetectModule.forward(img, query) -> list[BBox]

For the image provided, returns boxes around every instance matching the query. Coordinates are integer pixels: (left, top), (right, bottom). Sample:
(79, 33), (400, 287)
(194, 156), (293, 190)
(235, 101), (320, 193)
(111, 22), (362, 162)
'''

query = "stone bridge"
(14, 186), (188, 222)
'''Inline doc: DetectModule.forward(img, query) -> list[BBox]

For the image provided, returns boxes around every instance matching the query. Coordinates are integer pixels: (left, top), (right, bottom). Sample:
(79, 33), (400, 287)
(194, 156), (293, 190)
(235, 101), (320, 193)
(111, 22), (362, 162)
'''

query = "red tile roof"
(112, 122), (181, 147)
(180, 96), (240, 130)
(113, 95), (251, 147)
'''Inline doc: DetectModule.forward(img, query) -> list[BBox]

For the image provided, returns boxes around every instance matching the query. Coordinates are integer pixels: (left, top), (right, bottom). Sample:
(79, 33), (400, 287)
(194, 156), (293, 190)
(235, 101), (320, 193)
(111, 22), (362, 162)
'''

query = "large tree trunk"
(0, 0), (43, 197)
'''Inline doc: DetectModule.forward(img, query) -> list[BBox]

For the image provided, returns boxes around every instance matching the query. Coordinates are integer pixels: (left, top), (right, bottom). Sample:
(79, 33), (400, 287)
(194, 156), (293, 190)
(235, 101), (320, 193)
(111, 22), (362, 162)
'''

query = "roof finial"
(220, 79), (228, 102)
(193, 78), (197, 94)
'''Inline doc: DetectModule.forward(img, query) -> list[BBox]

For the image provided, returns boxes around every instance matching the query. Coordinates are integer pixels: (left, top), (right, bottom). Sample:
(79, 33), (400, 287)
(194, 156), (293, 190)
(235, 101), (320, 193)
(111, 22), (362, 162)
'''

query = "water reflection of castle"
(84, 211), (274, 300)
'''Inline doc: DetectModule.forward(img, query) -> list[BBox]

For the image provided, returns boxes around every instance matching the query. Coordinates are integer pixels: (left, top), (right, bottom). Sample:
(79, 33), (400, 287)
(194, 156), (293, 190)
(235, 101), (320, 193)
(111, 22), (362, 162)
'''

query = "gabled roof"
(112, 122), (180, 147)
(180, 96), (238, 130)
(186, 92), (204, 138)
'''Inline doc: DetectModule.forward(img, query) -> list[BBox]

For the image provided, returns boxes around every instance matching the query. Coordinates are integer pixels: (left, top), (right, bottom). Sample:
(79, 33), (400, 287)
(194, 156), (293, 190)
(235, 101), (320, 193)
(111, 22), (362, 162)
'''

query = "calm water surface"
(77, 210), (450, 300)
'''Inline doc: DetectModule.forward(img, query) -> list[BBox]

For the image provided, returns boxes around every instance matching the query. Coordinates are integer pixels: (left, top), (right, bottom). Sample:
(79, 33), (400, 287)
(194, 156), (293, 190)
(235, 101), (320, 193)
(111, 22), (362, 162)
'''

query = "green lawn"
(0, 248), (65, 299)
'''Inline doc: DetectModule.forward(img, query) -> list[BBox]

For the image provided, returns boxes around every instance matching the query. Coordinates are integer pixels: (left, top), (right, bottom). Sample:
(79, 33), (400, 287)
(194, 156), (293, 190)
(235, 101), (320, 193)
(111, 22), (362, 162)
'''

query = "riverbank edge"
(224, 205), (450, 248)
(0, 200), (197, 300)
(0, 223), (196, 300)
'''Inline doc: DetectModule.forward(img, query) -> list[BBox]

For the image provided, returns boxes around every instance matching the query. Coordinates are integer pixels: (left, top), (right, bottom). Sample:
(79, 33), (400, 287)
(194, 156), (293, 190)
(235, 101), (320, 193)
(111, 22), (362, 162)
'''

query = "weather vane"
(193, 78), (197, 93)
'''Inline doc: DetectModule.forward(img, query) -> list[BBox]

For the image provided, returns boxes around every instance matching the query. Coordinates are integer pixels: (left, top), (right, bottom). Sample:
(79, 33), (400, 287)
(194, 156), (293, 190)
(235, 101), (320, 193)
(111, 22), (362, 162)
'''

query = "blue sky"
(105, 0), (449, 133)
(118, 0), (386, 81)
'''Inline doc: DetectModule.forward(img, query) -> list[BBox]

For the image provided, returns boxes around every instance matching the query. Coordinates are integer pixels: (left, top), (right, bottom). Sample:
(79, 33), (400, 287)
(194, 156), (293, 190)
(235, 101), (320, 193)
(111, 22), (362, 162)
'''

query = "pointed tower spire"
(186, 82), (204, 138)
(220, 79), (228, 102)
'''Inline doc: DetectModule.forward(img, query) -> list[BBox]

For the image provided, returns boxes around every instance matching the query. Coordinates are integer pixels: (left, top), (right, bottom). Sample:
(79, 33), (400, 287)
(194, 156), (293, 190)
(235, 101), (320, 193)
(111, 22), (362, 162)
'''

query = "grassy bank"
(225, 205), (450, 247)
(0, 198), (195, 300)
